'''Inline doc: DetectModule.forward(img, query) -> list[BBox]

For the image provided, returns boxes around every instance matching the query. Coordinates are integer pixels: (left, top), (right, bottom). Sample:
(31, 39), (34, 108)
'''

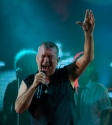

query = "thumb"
(76, 21), (84, 26)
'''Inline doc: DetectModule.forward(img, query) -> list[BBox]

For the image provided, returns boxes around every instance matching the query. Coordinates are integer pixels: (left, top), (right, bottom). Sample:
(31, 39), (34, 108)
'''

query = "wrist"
(84, 31), (93, 36)
(32, 82), (39, 89)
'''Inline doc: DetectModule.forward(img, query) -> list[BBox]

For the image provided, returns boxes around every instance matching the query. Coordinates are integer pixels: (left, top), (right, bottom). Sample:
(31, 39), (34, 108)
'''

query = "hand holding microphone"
(33, 71), (46, 88)
(33, 71), (49, 98)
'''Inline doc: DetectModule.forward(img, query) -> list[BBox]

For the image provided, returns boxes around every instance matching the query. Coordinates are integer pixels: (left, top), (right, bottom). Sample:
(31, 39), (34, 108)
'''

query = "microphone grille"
(41, 71), (46, 74)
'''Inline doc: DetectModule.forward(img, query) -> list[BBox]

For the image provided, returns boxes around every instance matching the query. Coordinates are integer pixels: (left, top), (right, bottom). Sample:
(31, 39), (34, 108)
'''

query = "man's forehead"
(38, 46), (56, 55)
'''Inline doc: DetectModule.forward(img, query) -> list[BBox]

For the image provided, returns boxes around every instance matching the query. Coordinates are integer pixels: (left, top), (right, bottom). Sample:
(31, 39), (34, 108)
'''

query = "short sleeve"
(98, 86), (112, 113)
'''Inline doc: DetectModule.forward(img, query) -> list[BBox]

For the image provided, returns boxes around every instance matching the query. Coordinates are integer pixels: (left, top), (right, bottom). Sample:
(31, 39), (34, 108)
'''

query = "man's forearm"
(100, 112), (110, 125)
(15, 85), (37, 113)
(84, 32), (94, 62)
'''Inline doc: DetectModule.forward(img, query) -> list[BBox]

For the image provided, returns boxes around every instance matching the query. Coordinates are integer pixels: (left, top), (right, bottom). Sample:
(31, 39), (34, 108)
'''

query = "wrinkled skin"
(36, 45), (60, 77)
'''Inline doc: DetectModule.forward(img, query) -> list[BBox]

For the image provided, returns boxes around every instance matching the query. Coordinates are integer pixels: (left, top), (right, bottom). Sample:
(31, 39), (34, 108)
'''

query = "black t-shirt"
(24, 66), (77, 125)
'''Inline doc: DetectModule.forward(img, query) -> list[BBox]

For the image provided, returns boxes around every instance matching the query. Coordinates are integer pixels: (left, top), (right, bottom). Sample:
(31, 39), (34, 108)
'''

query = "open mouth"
(41, 66), (50, 71)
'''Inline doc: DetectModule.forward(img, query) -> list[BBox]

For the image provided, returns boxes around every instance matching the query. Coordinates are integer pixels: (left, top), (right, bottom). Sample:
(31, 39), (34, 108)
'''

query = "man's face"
(36, 45), (59, 77)
(90, 72), (98, 82)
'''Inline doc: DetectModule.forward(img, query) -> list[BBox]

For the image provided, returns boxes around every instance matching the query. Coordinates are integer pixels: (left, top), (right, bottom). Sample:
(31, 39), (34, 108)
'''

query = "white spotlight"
(0, 61), (5, 67)
(110, 62), (112, 67)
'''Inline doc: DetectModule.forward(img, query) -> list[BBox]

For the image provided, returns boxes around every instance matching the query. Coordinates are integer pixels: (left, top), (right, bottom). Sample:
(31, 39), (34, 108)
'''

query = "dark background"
(0, 0), (112, 88)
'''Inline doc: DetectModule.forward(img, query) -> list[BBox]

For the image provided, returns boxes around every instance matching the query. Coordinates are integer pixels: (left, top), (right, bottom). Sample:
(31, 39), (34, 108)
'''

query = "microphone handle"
(37, 71), (48, 98)
(41, 70), (46, 74)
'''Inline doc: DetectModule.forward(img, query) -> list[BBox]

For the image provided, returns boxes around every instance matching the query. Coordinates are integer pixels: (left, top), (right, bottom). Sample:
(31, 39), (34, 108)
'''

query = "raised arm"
(67, 9), (95, 87)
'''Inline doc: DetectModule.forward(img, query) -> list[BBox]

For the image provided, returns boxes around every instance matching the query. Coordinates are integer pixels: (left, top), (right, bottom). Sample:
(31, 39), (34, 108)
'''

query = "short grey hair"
(38, 41), (59, 57)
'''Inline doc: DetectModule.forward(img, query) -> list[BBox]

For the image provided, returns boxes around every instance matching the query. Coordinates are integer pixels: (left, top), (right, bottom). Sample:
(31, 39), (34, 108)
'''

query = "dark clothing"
(24, 66), (77, 125)
(108, 97), (112, 125)
(3, 80), (31, 125)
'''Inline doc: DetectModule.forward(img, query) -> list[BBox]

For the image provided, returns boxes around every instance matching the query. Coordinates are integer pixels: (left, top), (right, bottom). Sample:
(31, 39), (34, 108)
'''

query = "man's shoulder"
(27, 73), (35, 78)
(23, 73), (36, 87)
(92, 82), (108, 92)
(6, 79), (18, 88)
(24, 72), (36, 81)
(56, 66), (68, 74)
(96, 82), (106, 88)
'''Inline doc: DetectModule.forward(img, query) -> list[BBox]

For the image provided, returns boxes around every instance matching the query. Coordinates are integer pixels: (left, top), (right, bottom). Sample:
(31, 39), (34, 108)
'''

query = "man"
(74, 60), (111, 125)
(15, 9), (95, 125)
(2, 49), (38, 125)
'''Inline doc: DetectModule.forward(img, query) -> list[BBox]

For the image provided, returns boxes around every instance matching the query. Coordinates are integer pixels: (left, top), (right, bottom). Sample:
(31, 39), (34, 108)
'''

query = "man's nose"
(43, 57), (49, 63)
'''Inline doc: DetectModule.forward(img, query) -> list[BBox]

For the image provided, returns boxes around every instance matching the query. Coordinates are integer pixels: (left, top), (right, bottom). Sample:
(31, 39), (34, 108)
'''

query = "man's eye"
(42, 55), (45, 58)
(49, 56), (52, 59)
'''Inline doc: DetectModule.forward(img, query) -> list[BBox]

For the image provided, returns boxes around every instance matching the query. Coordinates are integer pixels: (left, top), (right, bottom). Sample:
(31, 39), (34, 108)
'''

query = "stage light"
(0, 61), (5, 67)
(110, 62), (112, 67)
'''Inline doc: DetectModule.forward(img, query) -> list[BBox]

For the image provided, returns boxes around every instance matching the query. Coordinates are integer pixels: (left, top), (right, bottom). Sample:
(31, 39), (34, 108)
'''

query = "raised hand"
(76, 9), (95, 33)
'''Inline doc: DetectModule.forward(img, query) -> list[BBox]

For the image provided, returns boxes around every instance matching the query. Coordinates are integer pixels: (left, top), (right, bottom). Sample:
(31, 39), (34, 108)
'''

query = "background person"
(74, 53), (111, 125)
(2, 49), (38, 125)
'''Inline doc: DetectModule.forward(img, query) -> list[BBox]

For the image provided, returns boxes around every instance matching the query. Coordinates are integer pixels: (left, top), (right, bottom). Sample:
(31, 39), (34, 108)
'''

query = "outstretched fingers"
(76, 21), (84, 26)
(84, 9), (89, 23)
(76, 9), (95, 32)
(90, 11), (95, 25)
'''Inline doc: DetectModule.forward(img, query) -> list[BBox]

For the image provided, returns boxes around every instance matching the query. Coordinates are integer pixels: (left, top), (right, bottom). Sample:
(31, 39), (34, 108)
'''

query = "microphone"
(41, 70), (49, 86)
(41, 70), (46, 74)
(16, 67), (22, 79)
(40, 70), (47, 88)
(37, 70), (48, 98)
(16, 67), (22, 73)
